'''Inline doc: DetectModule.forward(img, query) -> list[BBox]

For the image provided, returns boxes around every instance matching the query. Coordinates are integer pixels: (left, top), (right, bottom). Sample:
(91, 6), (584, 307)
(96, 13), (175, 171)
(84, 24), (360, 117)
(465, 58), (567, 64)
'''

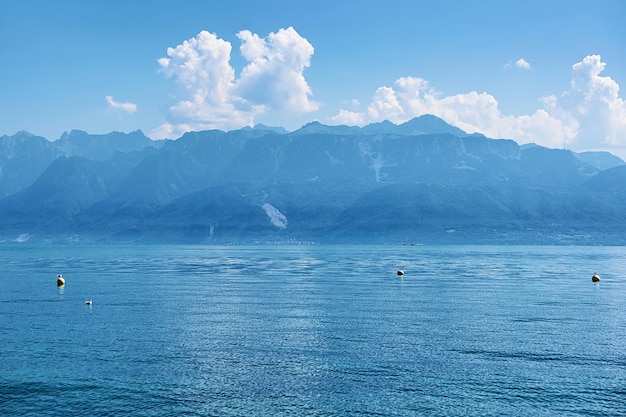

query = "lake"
(1, 244), (625, 416)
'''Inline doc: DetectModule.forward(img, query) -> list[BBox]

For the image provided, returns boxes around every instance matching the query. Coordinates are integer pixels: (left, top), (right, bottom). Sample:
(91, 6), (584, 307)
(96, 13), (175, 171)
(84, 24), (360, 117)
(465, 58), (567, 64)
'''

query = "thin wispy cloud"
(152, 27), (317, 139)
(332, 55), (626, 155)
(105, 96), (137, 113)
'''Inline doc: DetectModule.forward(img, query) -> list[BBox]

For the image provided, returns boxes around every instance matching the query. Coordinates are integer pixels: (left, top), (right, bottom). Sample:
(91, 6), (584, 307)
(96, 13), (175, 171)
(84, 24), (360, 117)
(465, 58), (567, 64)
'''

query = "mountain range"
(1, 115), (625, 244)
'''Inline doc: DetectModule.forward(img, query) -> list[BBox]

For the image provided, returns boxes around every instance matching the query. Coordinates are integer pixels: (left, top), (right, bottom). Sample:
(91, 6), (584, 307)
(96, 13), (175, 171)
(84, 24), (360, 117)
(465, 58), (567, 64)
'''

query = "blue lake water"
(1, 244), (625, 416)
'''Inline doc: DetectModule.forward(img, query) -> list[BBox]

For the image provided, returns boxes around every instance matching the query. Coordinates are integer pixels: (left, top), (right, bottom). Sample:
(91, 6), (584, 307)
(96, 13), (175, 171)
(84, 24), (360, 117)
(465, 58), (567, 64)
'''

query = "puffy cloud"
(331, 77), (531, 140)
(158, 30), (235, 106)
(515, 58), (531, 70)
(236, 27), (318, 113)
(504, 58), (531, 70)
(333, 109), (365, 126)
(105, 96), (137, 113)
(332, 55), (626, 157)
(153, 30), (246, 137)
(151, 27), (316, 139)
(546, 55), (626, 153)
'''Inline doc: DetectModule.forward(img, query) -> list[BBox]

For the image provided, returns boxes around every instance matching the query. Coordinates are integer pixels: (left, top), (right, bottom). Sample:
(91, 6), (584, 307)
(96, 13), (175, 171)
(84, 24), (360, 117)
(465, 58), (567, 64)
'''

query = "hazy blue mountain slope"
(55, 130), (162, 160)
(367, 134), (520, 186)
(84, 131), (250, 218)
(393, 114), (469, 136)
(574, 151), (625, 171)
(0, 132), (63, 198)
(1, 114), (625, 244)
(514, 147), (598, 189)
(222, 133), (376, 187)
(139, 185), (273, 242)
(75, 149), (182, 222)
(582, 165), (626, 195)
(0, 156), (121, 232)
(333, 184), (515, 239)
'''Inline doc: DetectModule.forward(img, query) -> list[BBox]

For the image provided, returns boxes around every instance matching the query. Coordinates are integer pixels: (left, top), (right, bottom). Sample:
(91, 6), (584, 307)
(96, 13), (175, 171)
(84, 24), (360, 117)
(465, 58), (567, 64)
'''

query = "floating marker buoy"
(592, 273), (600, 283)
(56, 274), (65, 287)
(397, 270), (404, 276)
(85, 299), (92, 305)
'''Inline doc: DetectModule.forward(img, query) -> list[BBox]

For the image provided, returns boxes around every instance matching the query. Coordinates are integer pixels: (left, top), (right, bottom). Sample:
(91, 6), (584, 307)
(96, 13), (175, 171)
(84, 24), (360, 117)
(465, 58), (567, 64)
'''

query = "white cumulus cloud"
(332, 55), (626, 158)
(515, 58), (531, 70)
(151, 27), (317, 139)
(543, 55), (626, 153)
(236, 27), (318, 113)
(105, 95), (137, 113)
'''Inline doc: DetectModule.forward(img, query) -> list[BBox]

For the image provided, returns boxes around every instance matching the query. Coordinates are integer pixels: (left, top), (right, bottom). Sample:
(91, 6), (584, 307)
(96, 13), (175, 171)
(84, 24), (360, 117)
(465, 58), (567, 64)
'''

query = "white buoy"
(56, 274), (65, 287)
(592, 273), (601, 283)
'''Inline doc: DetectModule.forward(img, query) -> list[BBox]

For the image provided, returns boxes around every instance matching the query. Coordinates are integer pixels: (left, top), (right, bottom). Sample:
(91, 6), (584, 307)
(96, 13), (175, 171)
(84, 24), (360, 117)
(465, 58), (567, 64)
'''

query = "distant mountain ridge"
(0, 115), (624, 244)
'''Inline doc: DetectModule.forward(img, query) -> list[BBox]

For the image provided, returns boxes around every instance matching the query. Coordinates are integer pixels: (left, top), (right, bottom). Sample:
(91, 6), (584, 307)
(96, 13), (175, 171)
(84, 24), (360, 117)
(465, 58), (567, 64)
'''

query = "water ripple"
(2, 244), (626, 416)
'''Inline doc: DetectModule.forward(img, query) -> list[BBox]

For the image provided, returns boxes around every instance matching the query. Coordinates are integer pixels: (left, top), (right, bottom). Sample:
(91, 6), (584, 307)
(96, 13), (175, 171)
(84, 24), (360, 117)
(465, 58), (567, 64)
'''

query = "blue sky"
(2, 0), (625, 157)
